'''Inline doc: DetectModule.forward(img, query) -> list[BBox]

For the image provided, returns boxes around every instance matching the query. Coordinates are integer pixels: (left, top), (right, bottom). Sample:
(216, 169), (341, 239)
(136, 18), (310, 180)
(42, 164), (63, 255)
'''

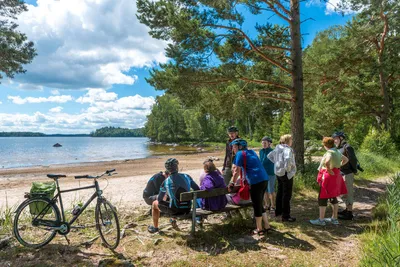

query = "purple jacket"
(200, 171), (227, 211)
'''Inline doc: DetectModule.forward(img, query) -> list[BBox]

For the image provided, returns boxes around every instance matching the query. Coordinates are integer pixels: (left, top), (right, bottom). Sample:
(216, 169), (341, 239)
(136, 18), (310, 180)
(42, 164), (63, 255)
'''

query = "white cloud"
(8, 95), (73, 104)
(14, 0), (168, 90)
(0, 89), (155, 134)
(76, 88), (118, 104)
(50, 90), (60, 95)
(49, 106), (63, 113)
(307, 0), (356, 15)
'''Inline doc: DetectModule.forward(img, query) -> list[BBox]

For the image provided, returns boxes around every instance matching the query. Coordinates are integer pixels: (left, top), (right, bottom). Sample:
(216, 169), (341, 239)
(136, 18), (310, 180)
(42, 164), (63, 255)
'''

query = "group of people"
(143, 126), (359, 234)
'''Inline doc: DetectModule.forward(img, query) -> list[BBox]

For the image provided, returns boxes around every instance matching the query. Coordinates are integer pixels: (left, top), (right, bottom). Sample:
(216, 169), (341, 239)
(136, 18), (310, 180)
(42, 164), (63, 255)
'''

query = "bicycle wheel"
(95, 198), (120, 249)
(14, 198), (61, 248)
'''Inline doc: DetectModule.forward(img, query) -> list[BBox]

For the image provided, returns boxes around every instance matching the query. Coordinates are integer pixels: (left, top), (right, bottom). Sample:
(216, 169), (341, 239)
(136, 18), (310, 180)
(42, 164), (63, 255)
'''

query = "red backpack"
(239, 150), (250, 200)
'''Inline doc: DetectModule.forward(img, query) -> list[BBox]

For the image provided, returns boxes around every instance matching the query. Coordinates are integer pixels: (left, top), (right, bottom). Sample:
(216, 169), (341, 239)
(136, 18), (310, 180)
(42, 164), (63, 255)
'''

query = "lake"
(0, 137), (199, 169)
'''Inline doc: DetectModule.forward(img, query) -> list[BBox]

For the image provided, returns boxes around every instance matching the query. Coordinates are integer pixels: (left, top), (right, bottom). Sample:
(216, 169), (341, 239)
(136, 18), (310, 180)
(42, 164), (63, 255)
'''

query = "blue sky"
(0, 0), (353, 134)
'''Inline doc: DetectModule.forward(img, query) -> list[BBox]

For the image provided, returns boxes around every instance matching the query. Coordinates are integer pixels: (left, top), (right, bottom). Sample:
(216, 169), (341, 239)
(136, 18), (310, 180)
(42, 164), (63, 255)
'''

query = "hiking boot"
(338, 211), (353, 220)
(324, 218), (340, 225)
(309, 218), (326, 226)
(282, 217), (296, 222)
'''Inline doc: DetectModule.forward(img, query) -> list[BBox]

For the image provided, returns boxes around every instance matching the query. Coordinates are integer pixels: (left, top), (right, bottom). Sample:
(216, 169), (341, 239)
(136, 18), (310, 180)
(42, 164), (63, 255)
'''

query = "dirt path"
(0, 175), (390, 266)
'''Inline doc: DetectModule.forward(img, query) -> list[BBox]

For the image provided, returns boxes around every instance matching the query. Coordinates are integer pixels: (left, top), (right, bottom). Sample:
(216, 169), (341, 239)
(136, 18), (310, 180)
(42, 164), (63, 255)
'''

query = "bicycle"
(13, 169), (120, 249)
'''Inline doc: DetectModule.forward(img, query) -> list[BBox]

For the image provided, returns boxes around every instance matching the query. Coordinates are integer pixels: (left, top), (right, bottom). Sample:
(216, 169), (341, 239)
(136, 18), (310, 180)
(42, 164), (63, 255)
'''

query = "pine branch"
(261, 0), (291, 22)
(204, 24), (292, 74)
(239, 77), (292, 91)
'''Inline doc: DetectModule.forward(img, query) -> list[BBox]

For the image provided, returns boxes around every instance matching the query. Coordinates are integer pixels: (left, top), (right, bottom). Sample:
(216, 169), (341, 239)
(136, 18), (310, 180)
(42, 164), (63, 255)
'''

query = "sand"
(0, 151), (225, 210)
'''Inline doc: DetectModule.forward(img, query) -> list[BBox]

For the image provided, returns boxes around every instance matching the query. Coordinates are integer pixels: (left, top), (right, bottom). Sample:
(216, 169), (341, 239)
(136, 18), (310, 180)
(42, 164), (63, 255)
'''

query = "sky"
(0, 0), (354, 134)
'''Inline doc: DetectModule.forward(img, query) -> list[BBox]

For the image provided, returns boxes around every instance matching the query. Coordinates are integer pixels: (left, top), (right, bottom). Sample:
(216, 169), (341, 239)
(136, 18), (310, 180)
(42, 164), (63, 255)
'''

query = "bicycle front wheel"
(95, 198), (120, 249)
(13, 198), (61, 248)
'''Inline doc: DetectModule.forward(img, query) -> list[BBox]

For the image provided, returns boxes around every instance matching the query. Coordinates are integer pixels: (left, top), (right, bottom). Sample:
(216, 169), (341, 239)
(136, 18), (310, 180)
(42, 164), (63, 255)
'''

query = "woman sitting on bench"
(200, 159), (227, 211)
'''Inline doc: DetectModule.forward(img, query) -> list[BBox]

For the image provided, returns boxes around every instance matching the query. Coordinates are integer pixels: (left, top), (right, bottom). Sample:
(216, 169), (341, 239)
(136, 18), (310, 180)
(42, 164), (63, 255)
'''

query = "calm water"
(0, 137), (155, 169)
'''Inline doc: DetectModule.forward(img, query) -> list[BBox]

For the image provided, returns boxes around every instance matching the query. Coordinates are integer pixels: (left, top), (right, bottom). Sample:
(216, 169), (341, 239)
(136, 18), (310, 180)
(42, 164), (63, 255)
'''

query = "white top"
(267, 144), (297, 179)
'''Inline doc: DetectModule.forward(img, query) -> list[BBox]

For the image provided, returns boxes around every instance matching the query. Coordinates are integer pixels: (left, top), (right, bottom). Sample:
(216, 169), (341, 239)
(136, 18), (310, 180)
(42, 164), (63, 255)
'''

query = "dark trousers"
(275, 173), (293, 219)
(250, 180), (268, 217)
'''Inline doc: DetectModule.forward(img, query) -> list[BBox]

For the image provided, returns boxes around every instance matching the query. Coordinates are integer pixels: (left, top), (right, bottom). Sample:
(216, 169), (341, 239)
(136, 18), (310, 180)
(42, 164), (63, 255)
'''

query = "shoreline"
(0, 150), (225, 209)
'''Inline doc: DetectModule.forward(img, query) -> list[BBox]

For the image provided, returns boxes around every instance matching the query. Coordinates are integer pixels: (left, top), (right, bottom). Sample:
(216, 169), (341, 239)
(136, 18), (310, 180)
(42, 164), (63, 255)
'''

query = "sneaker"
(147, 225), (159, 233)
(338, 211), (353, 220)
(309, 218), (326, 226)
(324, 218), (339, 225)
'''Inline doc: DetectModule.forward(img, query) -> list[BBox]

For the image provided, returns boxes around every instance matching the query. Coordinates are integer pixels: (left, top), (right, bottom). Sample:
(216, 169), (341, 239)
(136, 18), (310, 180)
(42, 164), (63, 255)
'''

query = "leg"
(251, 181), (268, 232)
(344, 174), (354, 212)
(263, 192), (270, 209)
(331, 198), (339, 219)
(223, 168), (233, 186)
(319, 206), (327, 220)
(152, 200), (160, 228)
(282, 174), (294, 219)
(275, 175), (284, 217)
(270, 192), (276, 209)
(269, 175), (276, 209)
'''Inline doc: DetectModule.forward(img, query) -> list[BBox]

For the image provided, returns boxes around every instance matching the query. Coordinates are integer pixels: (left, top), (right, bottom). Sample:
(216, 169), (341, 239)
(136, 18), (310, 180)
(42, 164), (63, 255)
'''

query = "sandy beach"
(0, 151), (225, 210)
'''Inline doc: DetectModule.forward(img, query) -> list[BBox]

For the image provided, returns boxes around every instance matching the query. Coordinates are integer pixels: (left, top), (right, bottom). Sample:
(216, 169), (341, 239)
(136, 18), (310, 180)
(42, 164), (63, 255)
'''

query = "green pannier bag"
(29, 182), (56, 215)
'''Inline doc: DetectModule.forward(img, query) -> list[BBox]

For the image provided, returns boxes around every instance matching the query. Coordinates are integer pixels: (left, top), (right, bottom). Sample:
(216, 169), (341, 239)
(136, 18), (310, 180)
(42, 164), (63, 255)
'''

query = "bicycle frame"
(33, 178), (103, 227)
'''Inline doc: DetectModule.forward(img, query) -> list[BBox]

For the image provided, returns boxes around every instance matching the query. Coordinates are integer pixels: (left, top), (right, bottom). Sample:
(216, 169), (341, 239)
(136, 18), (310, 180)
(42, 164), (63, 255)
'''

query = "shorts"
(318, 189), (338, 206)
(266, 174), (276, 194)
(158, 200), (190, 216)
(144, 195), (158, 206)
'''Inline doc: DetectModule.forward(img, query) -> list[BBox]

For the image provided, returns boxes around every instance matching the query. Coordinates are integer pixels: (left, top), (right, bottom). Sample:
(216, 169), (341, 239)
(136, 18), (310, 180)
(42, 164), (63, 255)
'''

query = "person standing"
(310, 137), (349, 226)
(222, 126), (239, 185)
(259, 136), (276, 211)
(229, 139), (271, 236)
(267, 134), (297, 222)
(332, 132), (358, 220)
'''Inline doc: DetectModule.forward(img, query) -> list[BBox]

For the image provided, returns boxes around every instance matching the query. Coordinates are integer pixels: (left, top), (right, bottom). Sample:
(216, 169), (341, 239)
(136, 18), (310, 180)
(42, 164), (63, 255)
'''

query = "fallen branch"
(78, 235), (100, 247)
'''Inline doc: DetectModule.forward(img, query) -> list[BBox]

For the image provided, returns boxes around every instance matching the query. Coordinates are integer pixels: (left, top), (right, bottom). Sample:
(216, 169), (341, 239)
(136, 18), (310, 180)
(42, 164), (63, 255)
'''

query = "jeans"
(275, 173), (294, 219)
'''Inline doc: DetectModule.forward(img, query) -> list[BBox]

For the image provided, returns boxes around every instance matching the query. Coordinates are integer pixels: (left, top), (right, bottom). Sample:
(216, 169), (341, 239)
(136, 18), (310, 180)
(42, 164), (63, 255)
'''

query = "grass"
(1, 152), (399, 266)
(360, 172), (400, 267)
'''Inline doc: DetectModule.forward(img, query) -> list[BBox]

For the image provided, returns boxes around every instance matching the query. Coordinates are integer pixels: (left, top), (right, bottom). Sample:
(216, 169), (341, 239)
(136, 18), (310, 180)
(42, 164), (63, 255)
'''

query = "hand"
(227, 182), (234, 192)
(328, 170), (334, 176)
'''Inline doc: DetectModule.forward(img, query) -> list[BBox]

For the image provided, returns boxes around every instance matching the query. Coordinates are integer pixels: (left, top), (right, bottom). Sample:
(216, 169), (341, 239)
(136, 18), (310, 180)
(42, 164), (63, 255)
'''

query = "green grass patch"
(360, 172), (400, 267)
(357, 152), (400, 179)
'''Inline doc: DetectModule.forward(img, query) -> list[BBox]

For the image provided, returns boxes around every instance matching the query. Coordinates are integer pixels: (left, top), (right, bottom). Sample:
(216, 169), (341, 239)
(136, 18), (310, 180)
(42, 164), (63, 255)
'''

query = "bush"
(360, 127), (398, 158)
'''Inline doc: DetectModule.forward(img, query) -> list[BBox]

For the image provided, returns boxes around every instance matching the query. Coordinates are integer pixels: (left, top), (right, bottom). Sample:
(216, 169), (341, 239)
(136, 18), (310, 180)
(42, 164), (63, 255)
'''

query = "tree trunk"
(290, 0), (305, 171)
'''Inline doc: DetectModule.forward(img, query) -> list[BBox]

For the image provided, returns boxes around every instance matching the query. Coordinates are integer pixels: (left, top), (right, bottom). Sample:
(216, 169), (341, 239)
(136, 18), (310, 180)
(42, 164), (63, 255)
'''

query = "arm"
(190, 177), (200, 191)
(325, 158), (334, 175)
(267, 149), (276, 163)
(341, 155), (349, 166)
(222, 142), (229, 170)
(231, 164), (240, 184)
(346, 146), (358, 173)
(157, 181), (167, 202)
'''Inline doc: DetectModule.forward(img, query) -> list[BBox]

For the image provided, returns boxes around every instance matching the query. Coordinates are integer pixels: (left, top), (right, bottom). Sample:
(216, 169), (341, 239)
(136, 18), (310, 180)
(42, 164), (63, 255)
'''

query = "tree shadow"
(0, 243), (111, 266)
(287, 177), (388, 248)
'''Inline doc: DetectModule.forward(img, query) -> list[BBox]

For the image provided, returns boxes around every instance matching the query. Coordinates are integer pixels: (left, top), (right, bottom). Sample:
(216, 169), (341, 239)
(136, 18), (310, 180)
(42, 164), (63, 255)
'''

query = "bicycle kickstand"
(64, 235), (71, 245)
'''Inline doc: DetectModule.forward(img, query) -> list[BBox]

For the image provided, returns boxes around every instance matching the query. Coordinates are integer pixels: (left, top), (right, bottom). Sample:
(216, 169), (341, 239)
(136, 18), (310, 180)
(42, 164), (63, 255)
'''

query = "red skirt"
(317, 168), (348, 199)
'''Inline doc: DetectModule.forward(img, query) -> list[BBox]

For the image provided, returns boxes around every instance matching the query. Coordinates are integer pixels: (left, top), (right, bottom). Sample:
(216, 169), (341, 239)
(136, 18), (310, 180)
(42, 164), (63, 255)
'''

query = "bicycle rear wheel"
(13, 198), (61, 248)
(95, 198), (120, 249)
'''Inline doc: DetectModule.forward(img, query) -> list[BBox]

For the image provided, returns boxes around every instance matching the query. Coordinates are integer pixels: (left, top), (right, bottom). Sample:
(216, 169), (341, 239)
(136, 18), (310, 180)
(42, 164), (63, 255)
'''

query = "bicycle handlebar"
(74, 169), (116, 179)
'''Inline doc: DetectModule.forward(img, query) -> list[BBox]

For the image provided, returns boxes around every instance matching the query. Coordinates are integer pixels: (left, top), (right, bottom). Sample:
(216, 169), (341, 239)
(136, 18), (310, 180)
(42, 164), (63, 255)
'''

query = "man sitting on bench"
(143, 171), (170, 206)
(148, 158), (200, 233)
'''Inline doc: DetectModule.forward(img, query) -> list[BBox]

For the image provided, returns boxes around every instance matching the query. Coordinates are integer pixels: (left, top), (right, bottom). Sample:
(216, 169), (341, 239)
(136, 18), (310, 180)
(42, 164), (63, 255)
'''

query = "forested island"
(90, 127), (145, 137)
(0, 127), (144, 137)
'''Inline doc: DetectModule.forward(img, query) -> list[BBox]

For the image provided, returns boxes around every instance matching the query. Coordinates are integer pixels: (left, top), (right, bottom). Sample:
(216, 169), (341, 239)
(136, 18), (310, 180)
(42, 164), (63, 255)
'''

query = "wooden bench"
(179, 186), (252, 235)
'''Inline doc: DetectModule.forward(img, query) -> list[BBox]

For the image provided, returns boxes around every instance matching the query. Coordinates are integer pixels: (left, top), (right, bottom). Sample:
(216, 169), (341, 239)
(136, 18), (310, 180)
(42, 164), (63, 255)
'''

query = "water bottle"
(72, 205), (81, 216)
